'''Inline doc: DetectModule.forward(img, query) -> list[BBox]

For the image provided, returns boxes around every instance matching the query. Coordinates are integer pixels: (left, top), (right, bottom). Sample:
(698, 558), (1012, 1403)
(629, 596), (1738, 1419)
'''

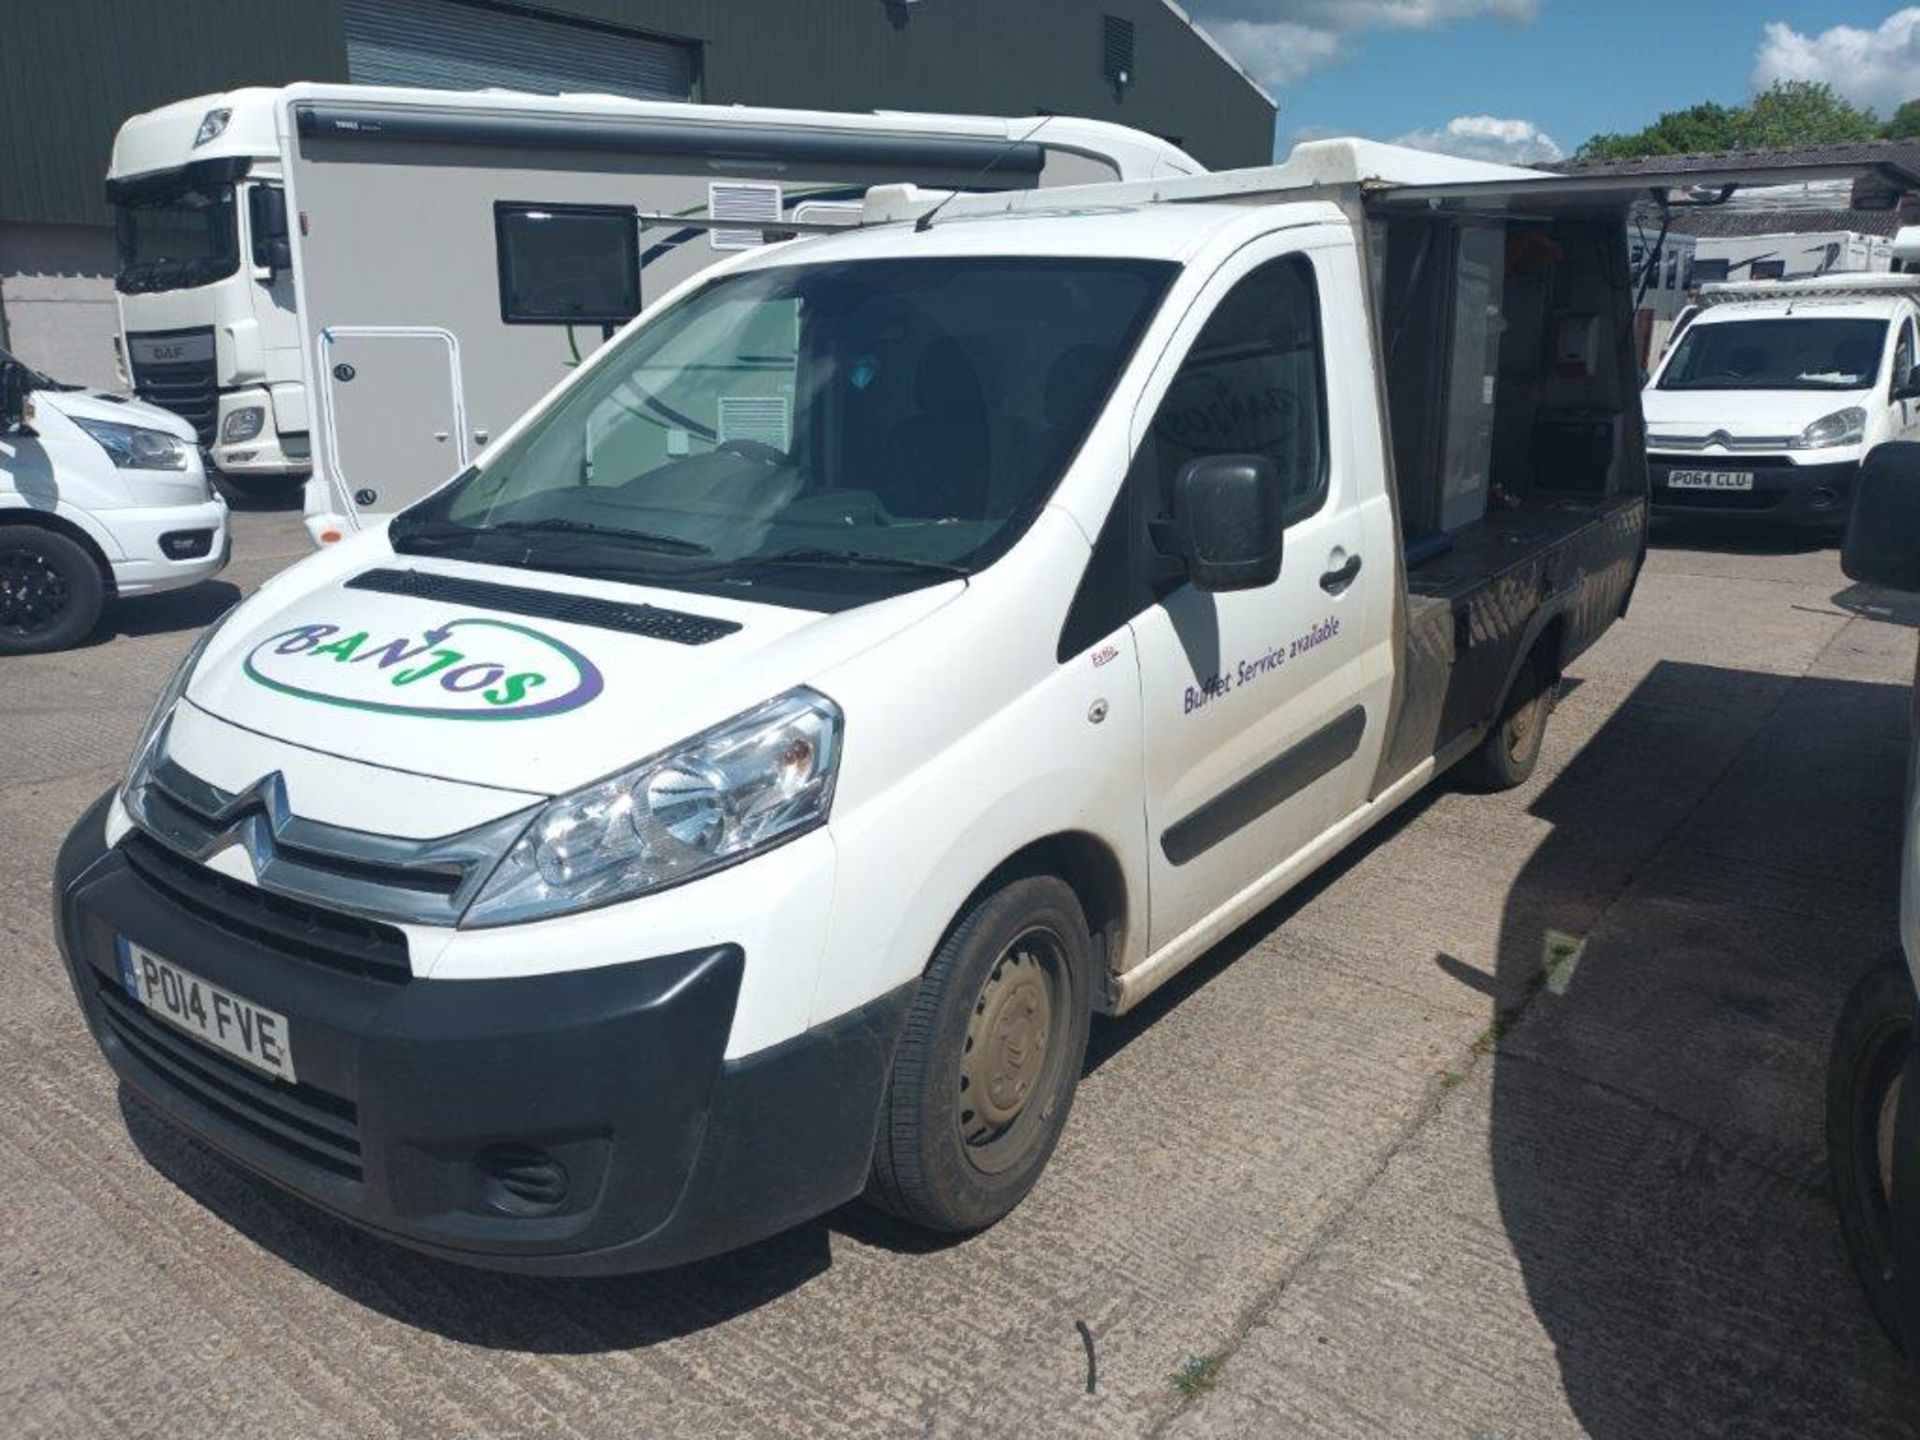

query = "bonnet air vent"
(346, 568), (742, 645)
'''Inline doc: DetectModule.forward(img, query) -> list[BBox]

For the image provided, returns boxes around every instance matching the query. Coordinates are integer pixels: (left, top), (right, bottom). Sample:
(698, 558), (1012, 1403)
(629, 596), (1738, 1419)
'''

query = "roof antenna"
(917, 115), (1056, 232)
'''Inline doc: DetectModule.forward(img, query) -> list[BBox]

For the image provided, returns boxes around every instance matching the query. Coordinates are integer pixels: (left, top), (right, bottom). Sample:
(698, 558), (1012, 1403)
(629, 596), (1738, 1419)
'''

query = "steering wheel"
(716, 438), (787, 466)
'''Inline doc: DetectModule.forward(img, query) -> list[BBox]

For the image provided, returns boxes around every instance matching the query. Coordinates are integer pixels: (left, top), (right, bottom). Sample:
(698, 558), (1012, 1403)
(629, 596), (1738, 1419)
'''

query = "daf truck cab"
(1643, 275), (1920, 528)
(109, 90), (305, 488)
(0, 347), (228, 654)
(58, 141), (1887, 1274)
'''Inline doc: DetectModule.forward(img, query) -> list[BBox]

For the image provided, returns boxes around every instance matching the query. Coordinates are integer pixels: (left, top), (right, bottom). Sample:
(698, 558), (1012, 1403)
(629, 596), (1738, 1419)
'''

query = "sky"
(1180, 2), (1920, 163)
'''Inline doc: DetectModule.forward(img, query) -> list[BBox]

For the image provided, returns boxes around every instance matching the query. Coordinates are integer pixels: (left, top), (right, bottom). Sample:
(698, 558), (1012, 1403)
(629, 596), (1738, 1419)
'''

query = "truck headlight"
(465, 687), (843, 926)
(72, 417), (190, 471)
(1792, 407), (1867, 450)
(119, 606), (238, 825)
(221, 406), (265, 442)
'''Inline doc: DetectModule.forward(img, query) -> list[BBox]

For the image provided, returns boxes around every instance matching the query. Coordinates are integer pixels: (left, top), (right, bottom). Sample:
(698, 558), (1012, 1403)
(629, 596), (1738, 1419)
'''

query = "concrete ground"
(3, 498), (1917, 1438)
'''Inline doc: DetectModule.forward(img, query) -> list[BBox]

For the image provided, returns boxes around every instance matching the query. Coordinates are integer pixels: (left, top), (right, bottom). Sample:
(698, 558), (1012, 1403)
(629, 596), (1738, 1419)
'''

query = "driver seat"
(881, 338), (990, 520)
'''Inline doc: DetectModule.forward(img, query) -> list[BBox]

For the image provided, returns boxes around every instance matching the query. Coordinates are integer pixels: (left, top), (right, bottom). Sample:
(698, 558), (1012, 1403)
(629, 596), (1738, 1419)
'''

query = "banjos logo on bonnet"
(243, 617), (604, 720)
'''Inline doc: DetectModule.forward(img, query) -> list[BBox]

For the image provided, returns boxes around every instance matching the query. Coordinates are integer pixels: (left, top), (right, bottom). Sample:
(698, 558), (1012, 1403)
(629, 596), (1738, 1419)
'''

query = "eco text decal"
(1183, 615), (1340, 715)
(243, 617), (603, 720)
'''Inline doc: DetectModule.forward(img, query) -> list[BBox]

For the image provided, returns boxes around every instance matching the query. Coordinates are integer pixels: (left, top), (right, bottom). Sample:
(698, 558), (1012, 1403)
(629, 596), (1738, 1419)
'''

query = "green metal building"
(0, 0), (1274, 386)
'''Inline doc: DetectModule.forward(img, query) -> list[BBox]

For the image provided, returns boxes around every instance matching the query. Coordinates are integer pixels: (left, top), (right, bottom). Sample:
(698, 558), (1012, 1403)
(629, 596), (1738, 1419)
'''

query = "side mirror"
(1843, 442), (1920, 590)
(1158, 454), (1285, 593)
(0, 360), (26, 434)
(248, 186), (289, 271)
(1894, 367), (1920, 402)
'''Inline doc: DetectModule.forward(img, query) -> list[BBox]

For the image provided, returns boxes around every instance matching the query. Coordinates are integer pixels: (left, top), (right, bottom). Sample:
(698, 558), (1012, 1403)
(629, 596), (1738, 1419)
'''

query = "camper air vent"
(718, 395), (792, 451)
(1102, 14), (1135, 85)
(710, 181), (784, 251)
(345, 568), (742, 645)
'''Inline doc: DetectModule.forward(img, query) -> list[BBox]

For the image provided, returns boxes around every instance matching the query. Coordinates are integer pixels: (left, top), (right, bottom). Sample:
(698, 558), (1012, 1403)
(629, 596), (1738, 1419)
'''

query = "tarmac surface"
(3, 494), (1918, 1438)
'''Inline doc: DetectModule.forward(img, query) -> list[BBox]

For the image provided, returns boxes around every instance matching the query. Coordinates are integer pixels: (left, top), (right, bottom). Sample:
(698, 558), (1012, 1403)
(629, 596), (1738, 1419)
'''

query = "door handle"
(1320, 554), (1362, 595)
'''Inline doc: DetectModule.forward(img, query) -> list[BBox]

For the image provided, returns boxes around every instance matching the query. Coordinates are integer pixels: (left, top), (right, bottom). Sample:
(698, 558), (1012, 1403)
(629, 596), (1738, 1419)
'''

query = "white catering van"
(59, 141), (1874, 1273)
(0, 348), (228, 654)
(1643, 275), (1920, 528)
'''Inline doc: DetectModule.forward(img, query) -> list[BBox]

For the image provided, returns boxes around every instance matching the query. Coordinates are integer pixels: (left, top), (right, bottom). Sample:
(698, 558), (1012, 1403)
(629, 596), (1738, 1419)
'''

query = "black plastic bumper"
(53, 792), (912, 1275)
(1649, 457), (1858, 527)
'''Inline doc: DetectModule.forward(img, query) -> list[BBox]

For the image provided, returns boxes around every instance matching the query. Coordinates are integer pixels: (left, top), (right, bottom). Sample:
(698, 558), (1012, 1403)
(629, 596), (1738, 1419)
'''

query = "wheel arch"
(0, 507), (117, 596)
(956, 830), (1132, 1013)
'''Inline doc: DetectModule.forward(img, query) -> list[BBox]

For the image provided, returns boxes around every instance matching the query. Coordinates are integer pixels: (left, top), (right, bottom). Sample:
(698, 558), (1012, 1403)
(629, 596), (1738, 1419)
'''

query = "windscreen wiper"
(392, 516), (711, 557)
(752, 546), (972, 578)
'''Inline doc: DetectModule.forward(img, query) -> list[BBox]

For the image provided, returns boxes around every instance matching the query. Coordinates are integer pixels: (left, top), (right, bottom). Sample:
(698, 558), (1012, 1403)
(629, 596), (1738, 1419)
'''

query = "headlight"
(465, 687), (843, 926)
(1792, 407), (1867, 450)
(72, 417), (190, 471)
(221, 406), (265, 442)
(119, 605), (239, 823)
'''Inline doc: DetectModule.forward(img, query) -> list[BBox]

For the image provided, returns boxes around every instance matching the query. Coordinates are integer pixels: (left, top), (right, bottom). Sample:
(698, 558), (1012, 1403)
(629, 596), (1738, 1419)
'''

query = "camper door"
(317, 327), (469, 517)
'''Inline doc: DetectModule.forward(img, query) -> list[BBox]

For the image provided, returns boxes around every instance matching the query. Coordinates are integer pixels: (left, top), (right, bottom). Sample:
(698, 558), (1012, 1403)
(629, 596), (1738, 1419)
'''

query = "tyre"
(867, 874), (1095, 1233)
(1457, 652), (1556, 792)
(0, 527), (105, 656)
(1826, 956), (1917, 1356)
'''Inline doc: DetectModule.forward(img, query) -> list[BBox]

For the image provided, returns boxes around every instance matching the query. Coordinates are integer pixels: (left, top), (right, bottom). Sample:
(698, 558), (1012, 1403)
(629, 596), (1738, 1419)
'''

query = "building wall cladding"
(0, 0), (1270, 227)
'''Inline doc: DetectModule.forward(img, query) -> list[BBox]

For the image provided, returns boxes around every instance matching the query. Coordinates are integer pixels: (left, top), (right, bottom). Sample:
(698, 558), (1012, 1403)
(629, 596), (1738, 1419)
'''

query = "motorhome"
(1628, 230), (1696, 369)
(1689, 228), (1892, 286)
(1642, 274), (1920, 528)
(58, 140), (1899, 1274)
(106, 84), (1200, 524)
(0, 346), (227, 654)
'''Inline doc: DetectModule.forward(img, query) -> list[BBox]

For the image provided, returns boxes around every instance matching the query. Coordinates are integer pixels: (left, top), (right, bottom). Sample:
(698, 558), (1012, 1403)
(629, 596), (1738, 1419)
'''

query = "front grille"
(348, 566), (743, 645)
(96, 979), (363, 1180)
(129, 338), (218, 447)
(122, 832), (413, 985)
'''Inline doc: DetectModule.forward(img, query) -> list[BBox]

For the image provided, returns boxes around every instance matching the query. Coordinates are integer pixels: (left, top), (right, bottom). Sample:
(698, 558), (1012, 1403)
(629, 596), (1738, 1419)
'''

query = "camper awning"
(1368, 159), (1918, 216)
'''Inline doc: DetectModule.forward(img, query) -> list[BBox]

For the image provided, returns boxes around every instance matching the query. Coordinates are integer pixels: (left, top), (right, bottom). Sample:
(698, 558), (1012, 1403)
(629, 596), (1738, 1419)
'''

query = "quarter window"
(1148, 255), (1329, 526)
(494, 202), (640, 326)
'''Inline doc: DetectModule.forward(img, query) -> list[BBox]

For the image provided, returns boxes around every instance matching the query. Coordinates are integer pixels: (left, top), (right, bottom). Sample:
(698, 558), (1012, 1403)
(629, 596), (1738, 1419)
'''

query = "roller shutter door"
(343, 0), (696, 102)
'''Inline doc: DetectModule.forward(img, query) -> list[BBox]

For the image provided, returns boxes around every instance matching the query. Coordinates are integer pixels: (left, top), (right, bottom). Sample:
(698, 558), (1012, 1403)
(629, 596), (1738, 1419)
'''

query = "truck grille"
(96, 978), (364, 1181)
(128, 328), (218, 446)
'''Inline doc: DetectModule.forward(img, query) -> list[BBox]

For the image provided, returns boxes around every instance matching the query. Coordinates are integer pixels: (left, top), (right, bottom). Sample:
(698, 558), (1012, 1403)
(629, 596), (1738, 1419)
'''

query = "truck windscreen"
(393, 255), (1175, 600)
(1658, 315), (1889, 392)
(113, 181), (239, 295)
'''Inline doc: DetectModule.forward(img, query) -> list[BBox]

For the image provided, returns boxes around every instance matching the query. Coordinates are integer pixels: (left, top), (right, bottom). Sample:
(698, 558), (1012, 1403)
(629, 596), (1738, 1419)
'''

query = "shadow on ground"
(1649, 514), (1836, 556)
(214, 475), (304, 512)
(87, 578), (241, 645)
(1485, 659), (1920, 1434)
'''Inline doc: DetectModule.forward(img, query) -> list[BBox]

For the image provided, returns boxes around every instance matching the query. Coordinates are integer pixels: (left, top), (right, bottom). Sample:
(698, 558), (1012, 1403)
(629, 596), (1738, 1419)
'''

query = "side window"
(494, 202), (639, 326)
(1893, 322), (1913, 393)
(1148, 255), (1328, 528)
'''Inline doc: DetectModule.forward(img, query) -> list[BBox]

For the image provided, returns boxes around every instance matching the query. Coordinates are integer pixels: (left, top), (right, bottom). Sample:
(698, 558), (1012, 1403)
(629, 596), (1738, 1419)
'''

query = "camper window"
(1149, 255), (1329, 528)
(494, 201), (641, 327)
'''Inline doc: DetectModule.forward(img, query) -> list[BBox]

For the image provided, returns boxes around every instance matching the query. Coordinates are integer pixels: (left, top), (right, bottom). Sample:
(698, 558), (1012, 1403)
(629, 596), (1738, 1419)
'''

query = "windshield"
(393, 255), (1175, 606)
(1657, 315), (1888, 392)
(114, 179), (239, 294)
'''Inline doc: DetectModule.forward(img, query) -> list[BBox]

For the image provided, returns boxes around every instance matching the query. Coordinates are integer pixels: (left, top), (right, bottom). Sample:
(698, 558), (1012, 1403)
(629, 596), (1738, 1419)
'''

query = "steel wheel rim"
(958, 925), (1069, 1175)
(0, 542), (73, 638)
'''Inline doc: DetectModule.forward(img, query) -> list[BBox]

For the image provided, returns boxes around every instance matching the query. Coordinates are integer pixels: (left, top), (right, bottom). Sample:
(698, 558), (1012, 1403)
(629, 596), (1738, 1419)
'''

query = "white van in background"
(106, 84), (1201, 525)
(0, 348), (228, 654)
(1643, 275), (1920, 528)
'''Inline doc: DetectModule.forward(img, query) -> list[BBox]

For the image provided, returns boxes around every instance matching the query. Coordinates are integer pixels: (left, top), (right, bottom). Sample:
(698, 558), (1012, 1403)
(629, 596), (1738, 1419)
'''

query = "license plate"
(1667, 468), (1754, 491)
(117, 939), (296, 1082)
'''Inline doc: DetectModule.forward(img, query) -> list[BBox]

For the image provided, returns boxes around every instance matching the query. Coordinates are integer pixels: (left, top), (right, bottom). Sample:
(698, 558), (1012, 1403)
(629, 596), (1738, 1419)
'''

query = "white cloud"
(1185, 0), (1540, 90)
(1751, 8), (1920, 116)
(1393, 114), (1563, 164)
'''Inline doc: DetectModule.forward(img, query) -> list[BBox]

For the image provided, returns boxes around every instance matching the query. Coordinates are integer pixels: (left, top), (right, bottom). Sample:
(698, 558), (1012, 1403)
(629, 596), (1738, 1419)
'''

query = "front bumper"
(1648, 455), (1858, 527)
(211, 389), (310, 480)
(54, 793), (910, 1274)
(106, 496), (230, 597)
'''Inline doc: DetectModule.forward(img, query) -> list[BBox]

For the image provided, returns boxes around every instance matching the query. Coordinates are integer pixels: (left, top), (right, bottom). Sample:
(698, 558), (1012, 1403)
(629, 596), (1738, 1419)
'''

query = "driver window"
(1148, 255), (1328, 527)
(1894, 322), (1914, 393)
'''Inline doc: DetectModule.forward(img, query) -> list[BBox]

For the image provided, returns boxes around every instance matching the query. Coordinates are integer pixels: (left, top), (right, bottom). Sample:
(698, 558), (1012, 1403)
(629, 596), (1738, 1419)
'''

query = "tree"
(1887, 99), (1920, 141)
(1577, 81), (1881, 161)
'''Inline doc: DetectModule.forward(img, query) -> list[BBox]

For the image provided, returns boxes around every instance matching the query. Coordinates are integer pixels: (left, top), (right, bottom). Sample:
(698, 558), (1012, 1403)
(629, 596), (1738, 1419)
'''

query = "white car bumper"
(107, 496), (231, 597)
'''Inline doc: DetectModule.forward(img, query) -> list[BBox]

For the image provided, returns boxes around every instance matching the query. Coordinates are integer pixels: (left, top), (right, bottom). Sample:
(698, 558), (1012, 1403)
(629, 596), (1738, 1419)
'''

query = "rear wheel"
(1457, 653), (1556, 791)
(867, 874), (1094, 1233)
(1827, 957), (1916, 1355)
(0, 528), (104, 655)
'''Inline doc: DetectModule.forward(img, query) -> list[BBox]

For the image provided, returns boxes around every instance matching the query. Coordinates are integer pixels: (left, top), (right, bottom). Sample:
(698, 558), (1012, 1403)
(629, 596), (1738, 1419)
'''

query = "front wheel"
(0, 528), (105, 656)
(1827, 956), (1917, 1356)
(867, 874), (1095, 1233)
